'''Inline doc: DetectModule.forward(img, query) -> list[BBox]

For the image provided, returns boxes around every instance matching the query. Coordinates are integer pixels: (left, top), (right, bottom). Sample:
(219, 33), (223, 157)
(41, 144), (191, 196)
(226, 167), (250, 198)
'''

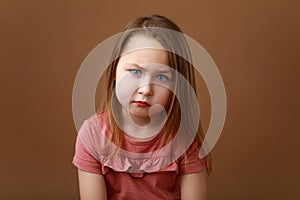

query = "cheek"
(149, 88), (172, 115)
(154, 87), (172, 107)
(115, 74), (138, 106)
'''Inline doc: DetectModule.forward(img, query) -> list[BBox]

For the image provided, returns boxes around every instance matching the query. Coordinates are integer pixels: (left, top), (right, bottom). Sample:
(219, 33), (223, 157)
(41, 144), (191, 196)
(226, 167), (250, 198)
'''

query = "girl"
(73, 14), (211, 200)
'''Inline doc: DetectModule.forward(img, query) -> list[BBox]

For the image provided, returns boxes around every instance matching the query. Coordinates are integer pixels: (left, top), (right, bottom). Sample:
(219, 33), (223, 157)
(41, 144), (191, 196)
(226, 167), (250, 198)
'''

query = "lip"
(132, 101), (151, 107)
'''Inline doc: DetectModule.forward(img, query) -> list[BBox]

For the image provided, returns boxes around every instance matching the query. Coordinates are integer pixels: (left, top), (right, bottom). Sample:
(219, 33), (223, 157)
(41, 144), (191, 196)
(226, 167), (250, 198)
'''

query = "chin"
(129, 111), (150, 119)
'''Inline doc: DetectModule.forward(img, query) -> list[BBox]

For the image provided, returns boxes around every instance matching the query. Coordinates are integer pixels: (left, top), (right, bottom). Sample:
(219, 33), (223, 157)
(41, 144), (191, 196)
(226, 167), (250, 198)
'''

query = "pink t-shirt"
(73, 112), (207, 200)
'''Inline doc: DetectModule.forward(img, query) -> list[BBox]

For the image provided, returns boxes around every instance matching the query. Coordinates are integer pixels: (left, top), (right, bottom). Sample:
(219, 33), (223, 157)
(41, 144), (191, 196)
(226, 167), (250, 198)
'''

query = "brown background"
(1, 0), (299, 199)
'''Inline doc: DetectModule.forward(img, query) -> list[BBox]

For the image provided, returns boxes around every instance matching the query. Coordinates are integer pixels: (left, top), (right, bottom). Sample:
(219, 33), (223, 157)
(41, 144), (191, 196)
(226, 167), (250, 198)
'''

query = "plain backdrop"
(1, 0), (299, 199)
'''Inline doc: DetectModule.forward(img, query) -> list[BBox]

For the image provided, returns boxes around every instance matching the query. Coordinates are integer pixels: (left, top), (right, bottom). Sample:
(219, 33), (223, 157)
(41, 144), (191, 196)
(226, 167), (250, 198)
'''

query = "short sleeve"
(72, 118), (103, 174)
(179, 139), (207, 175)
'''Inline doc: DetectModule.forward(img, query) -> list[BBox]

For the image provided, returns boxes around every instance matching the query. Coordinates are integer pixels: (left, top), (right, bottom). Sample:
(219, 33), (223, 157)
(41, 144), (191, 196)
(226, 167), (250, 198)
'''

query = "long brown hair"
(98, 14), (211, 174)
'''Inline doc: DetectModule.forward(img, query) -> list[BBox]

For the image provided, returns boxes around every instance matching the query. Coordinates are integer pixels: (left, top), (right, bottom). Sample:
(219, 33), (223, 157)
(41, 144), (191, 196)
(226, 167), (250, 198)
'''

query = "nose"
(137, 84), (153, 96)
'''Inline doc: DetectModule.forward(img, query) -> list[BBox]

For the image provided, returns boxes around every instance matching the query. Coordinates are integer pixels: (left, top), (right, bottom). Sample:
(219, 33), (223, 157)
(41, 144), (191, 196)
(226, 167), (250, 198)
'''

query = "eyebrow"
(126, 63), (172, 74)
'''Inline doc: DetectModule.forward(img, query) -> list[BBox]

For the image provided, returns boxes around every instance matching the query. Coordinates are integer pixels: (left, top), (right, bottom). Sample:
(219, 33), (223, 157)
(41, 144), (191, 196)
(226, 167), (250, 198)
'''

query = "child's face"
(115, 36), (173, 121)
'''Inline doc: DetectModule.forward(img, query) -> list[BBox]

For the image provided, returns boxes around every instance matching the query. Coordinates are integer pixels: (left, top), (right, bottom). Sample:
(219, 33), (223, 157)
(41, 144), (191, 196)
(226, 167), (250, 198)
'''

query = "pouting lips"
(132, 101), (151, 107)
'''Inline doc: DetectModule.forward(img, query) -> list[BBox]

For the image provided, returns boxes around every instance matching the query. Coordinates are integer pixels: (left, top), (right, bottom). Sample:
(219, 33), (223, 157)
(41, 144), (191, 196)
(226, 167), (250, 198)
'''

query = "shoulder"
(80, 112), (107, 130)
(78, 112), (108, 137)
(178, 139), (207, 175)
(77, 112), (109, 155)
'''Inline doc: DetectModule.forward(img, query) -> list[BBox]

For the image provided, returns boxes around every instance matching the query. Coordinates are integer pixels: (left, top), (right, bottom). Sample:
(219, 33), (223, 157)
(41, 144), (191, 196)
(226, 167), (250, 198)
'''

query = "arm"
(78, 169), (107, 200)
(181, 170), (207, 200)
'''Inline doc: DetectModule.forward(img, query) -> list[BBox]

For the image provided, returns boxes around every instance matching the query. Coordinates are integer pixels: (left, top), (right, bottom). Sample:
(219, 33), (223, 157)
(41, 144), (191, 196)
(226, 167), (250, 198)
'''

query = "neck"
(120, 109), (166, 139)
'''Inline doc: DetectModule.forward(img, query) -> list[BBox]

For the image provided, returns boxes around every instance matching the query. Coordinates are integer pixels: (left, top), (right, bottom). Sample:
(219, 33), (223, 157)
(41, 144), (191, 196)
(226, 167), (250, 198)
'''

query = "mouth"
(132, 101), (151, 107)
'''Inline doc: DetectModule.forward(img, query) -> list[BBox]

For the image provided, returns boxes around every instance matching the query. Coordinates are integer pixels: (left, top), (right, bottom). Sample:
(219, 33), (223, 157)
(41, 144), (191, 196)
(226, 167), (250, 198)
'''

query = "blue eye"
(129, 69), (142, 76)
(156, 74), (168, 81)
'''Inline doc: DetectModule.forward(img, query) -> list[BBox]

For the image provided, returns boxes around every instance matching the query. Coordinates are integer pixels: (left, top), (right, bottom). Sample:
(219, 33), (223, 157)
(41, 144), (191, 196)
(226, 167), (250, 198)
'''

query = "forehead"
(118, 48), (169, 67)
(122, 34), (165, 53)
(117, 34), (170, 70)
